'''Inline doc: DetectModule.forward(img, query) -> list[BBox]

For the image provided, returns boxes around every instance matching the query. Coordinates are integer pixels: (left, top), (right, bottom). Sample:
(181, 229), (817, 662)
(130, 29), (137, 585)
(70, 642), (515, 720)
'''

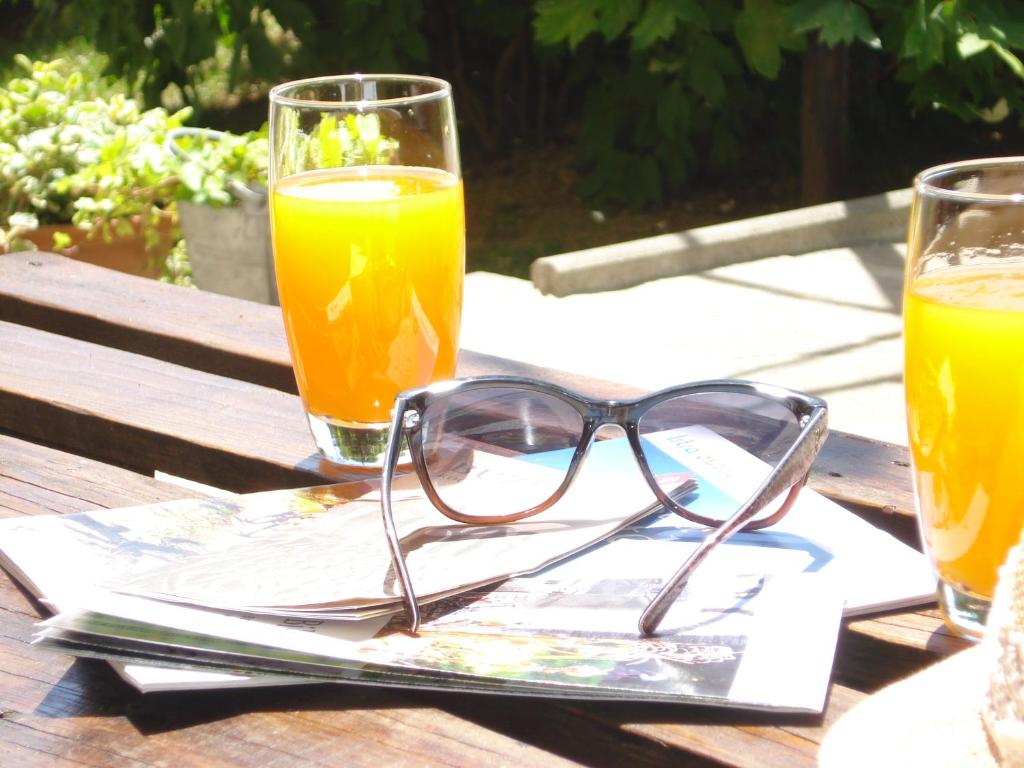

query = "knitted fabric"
(984, 535), (1024, 767)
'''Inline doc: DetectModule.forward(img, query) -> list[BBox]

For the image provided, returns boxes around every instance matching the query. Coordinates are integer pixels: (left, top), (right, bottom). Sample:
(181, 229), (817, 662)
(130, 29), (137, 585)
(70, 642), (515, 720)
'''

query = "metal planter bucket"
(166, 128), (277, 305)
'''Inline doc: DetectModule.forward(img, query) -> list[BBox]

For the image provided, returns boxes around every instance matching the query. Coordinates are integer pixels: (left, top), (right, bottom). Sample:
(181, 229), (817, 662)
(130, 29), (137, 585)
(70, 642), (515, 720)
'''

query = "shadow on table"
(36, 656), (822, 727)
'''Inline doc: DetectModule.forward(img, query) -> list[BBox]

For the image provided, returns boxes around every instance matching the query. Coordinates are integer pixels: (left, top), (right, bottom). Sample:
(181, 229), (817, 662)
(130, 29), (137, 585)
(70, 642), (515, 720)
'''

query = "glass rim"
(268, 73), (452, 110)
(914, 156), (1024, 204)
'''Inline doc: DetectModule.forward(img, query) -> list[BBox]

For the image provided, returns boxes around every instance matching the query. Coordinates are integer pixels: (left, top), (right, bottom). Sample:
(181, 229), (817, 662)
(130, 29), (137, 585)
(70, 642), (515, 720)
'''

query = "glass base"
(306, 413), (407, 468)
(936, 580), (990, 642)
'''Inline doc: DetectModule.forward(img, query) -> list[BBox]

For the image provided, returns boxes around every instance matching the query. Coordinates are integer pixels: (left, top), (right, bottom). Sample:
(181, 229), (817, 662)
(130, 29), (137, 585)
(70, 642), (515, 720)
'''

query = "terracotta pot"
(24, 214), (177, 279)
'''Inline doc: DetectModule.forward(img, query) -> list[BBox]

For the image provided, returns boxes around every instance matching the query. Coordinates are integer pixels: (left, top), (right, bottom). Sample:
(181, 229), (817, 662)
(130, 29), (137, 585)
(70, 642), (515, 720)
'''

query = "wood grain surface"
(0, 437), (846, 768)
(0, 252), (955, 767)
(0, 251), (916, 513)
(0, 250), (632, 396)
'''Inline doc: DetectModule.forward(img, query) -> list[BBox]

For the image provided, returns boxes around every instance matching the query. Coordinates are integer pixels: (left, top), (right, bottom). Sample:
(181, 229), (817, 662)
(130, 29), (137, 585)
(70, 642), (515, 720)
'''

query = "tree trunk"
(801, 38), (849, 205)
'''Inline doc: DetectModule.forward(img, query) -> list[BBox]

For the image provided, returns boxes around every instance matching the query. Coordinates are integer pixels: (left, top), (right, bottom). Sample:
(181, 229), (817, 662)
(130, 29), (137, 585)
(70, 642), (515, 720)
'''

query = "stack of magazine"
(0, 425), (935, 714)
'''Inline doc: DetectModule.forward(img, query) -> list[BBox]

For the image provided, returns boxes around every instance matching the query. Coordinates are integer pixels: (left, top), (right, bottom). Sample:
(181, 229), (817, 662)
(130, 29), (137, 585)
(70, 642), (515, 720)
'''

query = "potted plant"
(163, 113), (395, 304)
(165, 126), (274, 302)
(2, 53), (396, 304)
(0, 54), (184, 276)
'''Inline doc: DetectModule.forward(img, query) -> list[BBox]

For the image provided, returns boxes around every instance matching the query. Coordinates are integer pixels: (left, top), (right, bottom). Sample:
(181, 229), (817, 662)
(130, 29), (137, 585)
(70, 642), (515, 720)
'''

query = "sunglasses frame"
(380, 376), (828, 636)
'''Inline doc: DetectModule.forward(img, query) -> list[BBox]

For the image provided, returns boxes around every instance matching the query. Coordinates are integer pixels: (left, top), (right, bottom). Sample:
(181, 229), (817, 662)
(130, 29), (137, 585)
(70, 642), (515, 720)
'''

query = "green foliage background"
(9, 0), (1024, 209)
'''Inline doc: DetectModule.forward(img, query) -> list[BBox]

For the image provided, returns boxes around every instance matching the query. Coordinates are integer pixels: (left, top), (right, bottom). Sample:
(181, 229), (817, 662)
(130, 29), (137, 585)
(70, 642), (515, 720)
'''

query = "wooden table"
(0, 251), (970, 767)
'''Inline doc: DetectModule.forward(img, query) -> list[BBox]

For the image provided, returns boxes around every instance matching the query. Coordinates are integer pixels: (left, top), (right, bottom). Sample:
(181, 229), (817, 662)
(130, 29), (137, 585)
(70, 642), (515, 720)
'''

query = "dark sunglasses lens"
(419, 387), (585, 519)
(637, 391), (802, 525)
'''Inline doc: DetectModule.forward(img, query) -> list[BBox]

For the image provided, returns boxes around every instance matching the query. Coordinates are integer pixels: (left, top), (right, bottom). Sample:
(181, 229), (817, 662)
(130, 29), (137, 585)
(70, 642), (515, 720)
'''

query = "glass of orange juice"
(268, 75), (464, 467)
(905, 157), (1024, 639)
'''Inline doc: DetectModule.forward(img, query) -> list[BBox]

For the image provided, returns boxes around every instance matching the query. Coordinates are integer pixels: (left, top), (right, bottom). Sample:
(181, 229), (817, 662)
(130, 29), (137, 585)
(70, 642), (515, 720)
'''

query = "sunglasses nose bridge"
(595, 402), (633, 428)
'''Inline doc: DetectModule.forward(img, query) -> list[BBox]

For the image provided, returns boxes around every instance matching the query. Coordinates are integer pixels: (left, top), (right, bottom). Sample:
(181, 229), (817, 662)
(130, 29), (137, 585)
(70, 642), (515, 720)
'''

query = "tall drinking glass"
(269, 75), (464, 467)
(905, 157), (1024, 639)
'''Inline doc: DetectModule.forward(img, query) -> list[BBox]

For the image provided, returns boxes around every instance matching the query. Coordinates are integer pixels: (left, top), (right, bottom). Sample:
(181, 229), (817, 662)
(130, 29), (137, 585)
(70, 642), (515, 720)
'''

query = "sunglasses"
(379, 377), (828, 636)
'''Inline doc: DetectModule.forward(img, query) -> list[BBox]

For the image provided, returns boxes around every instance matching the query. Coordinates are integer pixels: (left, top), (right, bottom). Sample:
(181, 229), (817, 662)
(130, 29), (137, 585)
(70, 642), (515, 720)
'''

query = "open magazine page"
(0, 480), (384, 691)
(636, 426), (935, 615)
(0, 442), (665, 690)
(0, 480), (376, 610)
(332, 528), (843, 711)
(0, 456), (663, 620)
(113, 453), (667, 617)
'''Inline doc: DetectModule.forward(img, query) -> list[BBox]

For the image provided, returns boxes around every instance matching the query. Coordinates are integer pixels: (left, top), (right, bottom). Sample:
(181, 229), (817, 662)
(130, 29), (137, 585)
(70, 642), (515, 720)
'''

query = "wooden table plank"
(532, 683), (867, 768)
(0, 252), (945, 766)
(812, 432), (914, 518)
(0, 654), (588, 768)
(0, 329), (915, 525)
(0, 419), (898, 768)
(0, 435), (200, 516)
(0, 437), (845, 768)
(1, 251), (916, 514)
(0, 321), (343, 491)
(0, 250), (295, 392)
(0, 439), (592, 768)
(0, 250), (625, 396)
(0, 304), (936, 689)
(843, 609), (970, 657)
(622, 720), (818, 768)
(0, 322), (936, 658)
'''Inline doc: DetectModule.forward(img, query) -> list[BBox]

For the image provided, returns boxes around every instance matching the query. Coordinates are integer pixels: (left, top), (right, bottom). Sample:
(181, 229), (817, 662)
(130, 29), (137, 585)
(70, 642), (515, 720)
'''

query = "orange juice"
(270, 166), (464, 425)
(904, 265), (1024, 599)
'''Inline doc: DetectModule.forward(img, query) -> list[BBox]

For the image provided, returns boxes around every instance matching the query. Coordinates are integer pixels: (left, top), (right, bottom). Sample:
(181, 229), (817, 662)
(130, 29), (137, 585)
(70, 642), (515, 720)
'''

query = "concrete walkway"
(460, 231), (908, 446)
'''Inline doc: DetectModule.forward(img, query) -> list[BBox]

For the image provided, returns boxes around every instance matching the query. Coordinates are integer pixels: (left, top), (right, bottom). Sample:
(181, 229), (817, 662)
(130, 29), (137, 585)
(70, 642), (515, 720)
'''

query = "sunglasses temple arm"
(638, 406), (828, 636)
(380, 400), (422, 633)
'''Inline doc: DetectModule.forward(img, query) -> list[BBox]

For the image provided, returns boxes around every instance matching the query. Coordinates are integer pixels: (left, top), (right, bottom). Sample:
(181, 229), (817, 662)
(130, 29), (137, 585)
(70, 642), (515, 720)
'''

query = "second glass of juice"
(904, 157), (1024, 639)
(269, 75), (464, 467)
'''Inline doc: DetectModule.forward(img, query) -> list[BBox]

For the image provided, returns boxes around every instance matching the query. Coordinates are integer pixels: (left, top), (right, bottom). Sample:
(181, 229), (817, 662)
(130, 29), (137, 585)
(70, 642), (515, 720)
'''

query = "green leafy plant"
(534, 1), (772, 208)
(267, 110), (399, 181)
(733, 0), (1024, 122)
(0, 53), (189, 251)
(16, 1), (1024, 212)
(0, 212), (39, 253)
(168, 126), (269, 207)
(534, 0), (1024, 207)
(0, 52), (274, 277)
(27, 0), (427, 111)
(166, 112), (395, 206)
